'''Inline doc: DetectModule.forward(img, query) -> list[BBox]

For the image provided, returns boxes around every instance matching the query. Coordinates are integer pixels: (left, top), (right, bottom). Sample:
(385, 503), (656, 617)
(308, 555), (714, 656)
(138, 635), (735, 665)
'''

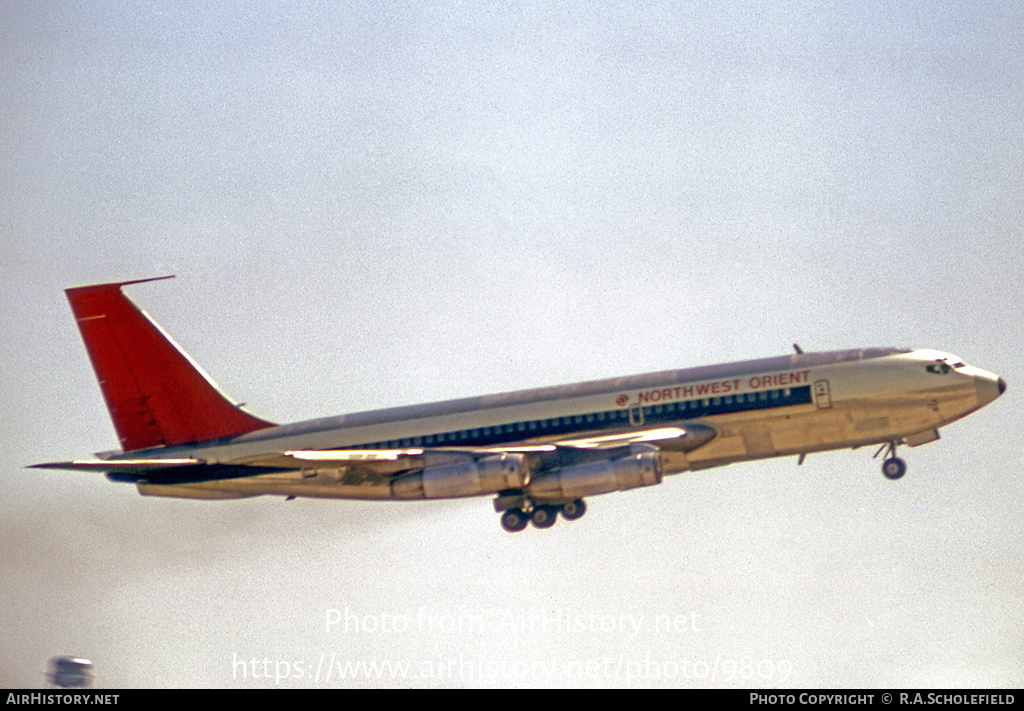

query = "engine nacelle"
(526, 451), (663, 500)
(392, 452), (529, 499)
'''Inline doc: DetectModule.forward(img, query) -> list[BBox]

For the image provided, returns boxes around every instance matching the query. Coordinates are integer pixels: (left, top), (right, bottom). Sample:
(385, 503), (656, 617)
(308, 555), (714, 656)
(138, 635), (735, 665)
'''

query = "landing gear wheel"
(882, 457), (907, 480)
(530, 505), (558, 529)
(501, 508), (529, 532)
(560, 499), (587, 521)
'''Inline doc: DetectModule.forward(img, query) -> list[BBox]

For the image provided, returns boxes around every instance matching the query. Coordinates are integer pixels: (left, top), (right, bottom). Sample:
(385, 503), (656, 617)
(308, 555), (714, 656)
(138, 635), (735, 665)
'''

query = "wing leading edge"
(30, 423), (718, 493)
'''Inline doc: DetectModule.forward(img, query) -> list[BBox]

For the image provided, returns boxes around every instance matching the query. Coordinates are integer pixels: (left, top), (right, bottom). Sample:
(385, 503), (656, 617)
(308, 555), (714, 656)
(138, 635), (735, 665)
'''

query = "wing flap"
(285, 448), (424, 462)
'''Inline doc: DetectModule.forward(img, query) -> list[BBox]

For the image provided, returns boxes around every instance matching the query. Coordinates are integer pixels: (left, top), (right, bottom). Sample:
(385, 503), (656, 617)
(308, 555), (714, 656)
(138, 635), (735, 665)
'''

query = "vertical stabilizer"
(65, 277), (274, 451)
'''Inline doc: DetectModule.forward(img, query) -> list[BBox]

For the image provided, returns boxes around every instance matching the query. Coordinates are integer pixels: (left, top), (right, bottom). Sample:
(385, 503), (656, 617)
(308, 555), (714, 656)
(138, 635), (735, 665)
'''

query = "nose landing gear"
(882, 456), (907, 480)
(874, 441), (907, 480)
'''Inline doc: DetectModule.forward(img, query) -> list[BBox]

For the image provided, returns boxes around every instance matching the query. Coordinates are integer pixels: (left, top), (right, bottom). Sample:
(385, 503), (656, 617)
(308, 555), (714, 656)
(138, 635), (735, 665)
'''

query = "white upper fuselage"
(117, 347), (1004, 499)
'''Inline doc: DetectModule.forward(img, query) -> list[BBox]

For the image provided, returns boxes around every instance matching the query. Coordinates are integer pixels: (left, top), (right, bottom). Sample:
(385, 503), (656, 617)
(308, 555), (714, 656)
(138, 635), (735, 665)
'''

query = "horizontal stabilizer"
(29, 458), (202, 474)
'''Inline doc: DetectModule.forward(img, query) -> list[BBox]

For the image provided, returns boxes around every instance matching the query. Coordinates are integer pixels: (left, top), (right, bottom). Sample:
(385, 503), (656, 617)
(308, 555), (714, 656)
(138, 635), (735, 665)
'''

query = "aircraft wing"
(30, 422), (715, 477)
(545, 426), (704, 450)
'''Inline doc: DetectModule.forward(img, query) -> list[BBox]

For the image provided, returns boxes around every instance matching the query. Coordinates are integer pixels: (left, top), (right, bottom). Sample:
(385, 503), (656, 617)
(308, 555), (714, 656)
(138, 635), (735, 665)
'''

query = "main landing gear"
(874, 441), (907, 480)
(499, 499), (587, 533)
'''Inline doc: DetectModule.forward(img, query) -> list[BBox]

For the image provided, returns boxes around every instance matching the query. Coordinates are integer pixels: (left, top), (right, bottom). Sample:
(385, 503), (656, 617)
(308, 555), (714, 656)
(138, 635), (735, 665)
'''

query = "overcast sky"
(2, 0), (1022, 688)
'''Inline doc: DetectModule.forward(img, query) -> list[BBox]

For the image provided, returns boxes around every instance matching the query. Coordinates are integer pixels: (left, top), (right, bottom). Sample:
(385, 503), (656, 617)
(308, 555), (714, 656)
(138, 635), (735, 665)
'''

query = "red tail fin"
(66, 277), (274, 451)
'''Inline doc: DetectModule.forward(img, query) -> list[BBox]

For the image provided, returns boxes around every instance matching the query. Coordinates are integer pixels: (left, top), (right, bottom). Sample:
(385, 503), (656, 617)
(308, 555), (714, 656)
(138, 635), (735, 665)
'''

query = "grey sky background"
(2, 0), (1022, 688)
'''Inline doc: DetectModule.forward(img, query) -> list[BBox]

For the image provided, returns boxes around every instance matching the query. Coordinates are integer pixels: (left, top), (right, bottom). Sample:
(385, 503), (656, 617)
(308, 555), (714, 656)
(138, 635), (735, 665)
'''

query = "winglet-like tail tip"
(65, 275), (176, 295)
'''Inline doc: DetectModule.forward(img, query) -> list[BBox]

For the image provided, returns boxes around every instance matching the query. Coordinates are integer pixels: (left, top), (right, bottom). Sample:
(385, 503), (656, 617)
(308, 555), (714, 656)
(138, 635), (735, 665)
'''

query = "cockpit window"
(945, 353), (967, 368)
(927, 356), (967, 374)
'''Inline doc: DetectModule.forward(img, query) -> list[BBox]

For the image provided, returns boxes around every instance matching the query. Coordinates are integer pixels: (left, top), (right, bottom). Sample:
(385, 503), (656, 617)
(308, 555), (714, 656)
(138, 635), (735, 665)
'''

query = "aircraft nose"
(975, 372), (1006, 406)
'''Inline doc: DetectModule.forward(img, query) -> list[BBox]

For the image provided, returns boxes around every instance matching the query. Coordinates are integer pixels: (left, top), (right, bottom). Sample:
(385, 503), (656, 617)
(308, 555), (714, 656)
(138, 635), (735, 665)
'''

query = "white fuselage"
(123, 347), (1003, 501)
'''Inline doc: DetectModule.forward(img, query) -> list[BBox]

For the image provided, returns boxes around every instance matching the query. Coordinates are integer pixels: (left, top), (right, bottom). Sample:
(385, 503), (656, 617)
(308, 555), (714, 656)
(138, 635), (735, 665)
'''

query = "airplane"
(32, 277), (1006, 532)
